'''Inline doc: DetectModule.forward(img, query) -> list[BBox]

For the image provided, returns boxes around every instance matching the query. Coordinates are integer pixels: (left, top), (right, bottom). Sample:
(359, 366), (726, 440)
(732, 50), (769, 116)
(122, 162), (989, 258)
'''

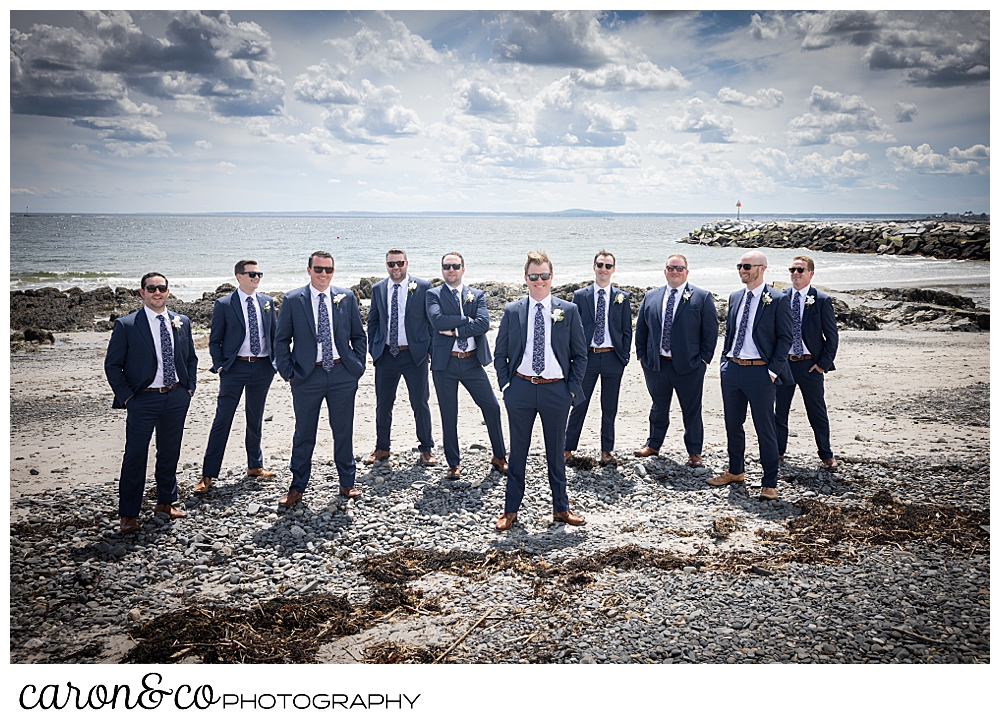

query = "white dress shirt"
(236, 289), (269, 357)
(590, 283), (613, 349)
(787, 284), (813, 356)
(385, 275), (410, 347)
(660, 283), (685, 357)
(516, 295), (564, 379)
(143, 304), (171, 388)
(731, 280), (766, 361)
(447, 283), (477, 352)
(309, 285), (341, 364)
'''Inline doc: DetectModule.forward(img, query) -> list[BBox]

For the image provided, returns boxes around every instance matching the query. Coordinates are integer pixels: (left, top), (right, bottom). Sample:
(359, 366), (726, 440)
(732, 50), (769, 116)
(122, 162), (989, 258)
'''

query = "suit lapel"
(136, 308), (156, 356)
(751, 286), (768, 332)
(799, 288), (815, 325)
(231, 291), (247, 331)
(255, 292), (268, 333)
(302, 287), (317, 343)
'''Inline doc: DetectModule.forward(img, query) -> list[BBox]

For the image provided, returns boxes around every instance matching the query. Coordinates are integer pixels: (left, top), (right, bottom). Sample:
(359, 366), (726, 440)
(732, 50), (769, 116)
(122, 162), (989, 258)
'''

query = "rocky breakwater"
(681, 219), (989, 261)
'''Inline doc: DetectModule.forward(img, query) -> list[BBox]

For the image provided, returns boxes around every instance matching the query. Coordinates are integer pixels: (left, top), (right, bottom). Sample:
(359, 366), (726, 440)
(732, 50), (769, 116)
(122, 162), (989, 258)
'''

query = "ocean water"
(9, 213), (990, 308)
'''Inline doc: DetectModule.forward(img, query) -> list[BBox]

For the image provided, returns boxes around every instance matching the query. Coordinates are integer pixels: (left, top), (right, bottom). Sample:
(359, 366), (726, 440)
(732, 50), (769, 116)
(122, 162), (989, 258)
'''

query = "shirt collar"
(389, 275), (410, 288)
(446, 281), (463, 294)
(793, 284), (812, 297)
(310, 284), (330, 299)
(529, 294), (552, 310)
(594, 281), (611, 293)
(745, 279), (766, 295)
(237, 288), (254, 304)
(144, 305), (169, 320)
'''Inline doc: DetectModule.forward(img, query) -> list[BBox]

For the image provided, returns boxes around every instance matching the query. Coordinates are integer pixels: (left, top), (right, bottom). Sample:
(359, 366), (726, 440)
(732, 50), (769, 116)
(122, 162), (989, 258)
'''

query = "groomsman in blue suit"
(426, 252), (507, 480)
(274, 251), (367, 506)
(564, 250), (632, 466)
(774, 255), (840, 470)
(105, 272), (198, 534)
(634, 254), (718, 467)
(365, 248), (436, 466)
(493, 251), (588, 531)
(197, 259), (278, 494)
(709, 250), (793, 500)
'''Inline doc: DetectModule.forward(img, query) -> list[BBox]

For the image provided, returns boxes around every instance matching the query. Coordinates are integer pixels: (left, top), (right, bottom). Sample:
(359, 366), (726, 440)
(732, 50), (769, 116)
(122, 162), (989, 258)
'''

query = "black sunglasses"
(736, 263), (763, 270)
(441, 263), (462, 271)
(594, 262), (614, 269)
(386, 260), (406, 268)
(310, 265), (334, 274)
(526, 273), (552, 281)
(144, 284), (168, 293)
(788, 267), (808, 274)
(239, 271), (264, 279)
(666, 265), (687, 272)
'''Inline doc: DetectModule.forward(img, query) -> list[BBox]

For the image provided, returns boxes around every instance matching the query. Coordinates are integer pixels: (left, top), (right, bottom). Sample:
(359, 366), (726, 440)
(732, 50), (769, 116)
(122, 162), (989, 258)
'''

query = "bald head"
(737, 249), (768, 288)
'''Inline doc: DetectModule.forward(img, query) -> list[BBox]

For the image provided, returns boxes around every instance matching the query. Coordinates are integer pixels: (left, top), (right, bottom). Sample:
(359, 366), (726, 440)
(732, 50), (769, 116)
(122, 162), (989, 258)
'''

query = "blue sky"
(9, 9), (990, 214)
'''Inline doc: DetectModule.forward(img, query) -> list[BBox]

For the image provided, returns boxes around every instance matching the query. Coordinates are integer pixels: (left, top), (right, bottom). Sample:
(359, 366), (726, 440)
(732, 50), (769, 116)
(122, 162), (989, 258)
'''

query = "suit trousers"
(502, 376), (572, 513)
(640, 358), (707, 454)
(202, 359), (275, 477)
(289, 363), (358, 492)
(720, 359), (780, 488)
(564, 350), (625, 453)
(432, 355), (506, 467)
(775, 359), (833, 460)
(119, 385), (191, 517)
(374, 348), (434, 452)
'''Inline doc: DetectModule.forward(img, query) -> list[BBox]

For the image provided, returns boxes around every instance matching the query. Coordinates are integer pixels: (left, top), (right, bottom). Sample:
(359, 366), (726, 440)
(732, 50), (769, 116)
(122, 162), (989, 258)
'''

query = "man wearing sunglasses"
(634, 254), (718, 468)
(774, 255), (840, 470)
(709, 250), (793, 500)
(365, 248), (436, 466)
(493, 251), (588, 532)
(425, 252), (507, 479)
(563, 250), (633, 466)
(196, 260), (279, 495)
(105, 272), (198, 533)
(274, 251), (367, 506)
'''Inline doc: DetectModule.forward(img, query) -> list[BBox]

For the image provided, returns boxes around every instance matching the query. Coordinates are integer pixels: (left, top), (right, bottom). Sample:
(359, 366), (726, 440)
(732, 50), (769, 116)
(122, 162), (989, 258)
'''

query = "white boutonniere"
(333, 293), (346, 307)
(262, 301), (271, 313)
(614, 292), (625, 304)
(408, 281), (417, 295)
(551, 308), (565, 323)
(762, 291), (772, 306)
(682, 289), (691, 303)
(804, 295), (815, 307)
(465, 291), (474, 304)
(170, 315), (184, 330)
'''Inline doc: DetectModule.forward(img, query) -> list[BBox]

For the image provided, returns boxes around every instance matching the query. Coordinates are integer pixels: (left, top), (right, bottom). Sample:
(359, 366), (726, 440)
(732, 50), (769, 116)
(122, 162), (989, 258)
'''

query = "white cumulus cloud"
(717, 87), (784, 109)
(885, 143), (982, 174)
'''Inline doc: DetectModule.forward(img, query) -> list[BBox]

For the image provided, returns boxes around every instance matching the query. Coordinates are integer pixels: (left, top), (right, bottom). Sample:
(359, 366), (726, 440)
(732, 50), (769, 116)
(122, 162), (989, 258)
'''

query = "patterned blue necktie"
(531, 302), (545, 375)
(792, 291), (804, 356)
(594, 288), (606, 346)
(389, 283), (400, 357)
(157, 314), (177, 386)
(454, 288), (468, 352)
(661, 287), (677, 355)
(247, 296), (261, 356)
(732, 290), (753, 358)
(317, 293), (334, 371)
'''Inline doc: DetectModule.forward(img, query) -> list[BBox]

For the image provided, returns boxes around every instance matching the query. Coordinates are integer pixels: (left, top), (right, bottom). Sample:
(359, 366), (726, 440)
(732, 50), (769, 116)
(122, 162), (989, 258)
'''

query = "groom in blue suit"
(709, 250), (793, 500)
(197, 259), (278, 494)
(493, 251), (588, 531)
(634, 254), (718, 467)
(563, 250), (632, 466)
(274, 251), (367, 506)
(426, 252), (507, 479)
(104, 272), (197, 533)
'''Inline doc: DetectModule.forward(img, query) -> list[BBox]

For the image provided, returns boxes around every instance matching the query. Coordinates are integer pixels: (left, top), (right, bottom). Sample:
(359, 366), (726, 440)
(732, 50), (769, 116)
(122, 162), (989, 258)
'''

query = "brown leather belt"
(788, 354), (813, 362)
(515, 372), (561, 384)
(589, 347), (613, 354)
(386, 345), (409, 351)
(316, 359), (342, 365)
(728, 357), (767, 366)
(451, 351), (476, 358)
(237, 355), (269, 362)
(144, 382), (180, 393)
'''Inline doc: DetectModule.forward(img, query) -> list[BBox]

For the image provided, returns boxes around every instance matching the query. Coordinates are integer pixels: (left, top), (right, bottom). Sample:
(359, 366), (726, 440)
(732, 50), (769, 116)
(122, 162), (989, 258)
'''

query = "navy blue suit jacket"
(795, 287), (839, 372)
(274, 284), (367, 380)
(572, 284), (632, 367)
(208, 291), (278, 373)
(635, 283), (718, 375)
(425, 284), (492, 370)
(494, 296), (588, 406)
(368, 276), (432, 364)
(104, 307), (198, 408)
(722, 284), (793, 385)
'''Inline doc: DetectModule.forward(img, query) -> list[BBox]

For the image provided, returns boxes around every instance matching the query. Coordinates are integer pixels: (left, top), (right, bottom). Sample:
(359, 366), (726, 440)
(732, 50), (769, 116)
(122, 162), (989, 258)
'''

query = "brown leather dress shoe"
(564, 450), (572, 462)
(707, 470), (746, 486)
(490, 456), (508, 474)
(759, 487), (779, 501)
(633, 445), (659, 457)
(553, 510), (586, 526)
(247, 468), (276, 478)
(153, 503), (188, 519)
(365, 448), (390, 464)
(278, 489), (302, 506)
(420, 451), (437, 466)
(494, 512), (517, 531)
(600, 451), (616, 466)
(687, 454), (703, 468)
(120, 517), (140, 534)
(339, 486), (362, 499)
(820, 457), (839, 470)
(446, 465), (461, 480)
(194, 476), (214, 494)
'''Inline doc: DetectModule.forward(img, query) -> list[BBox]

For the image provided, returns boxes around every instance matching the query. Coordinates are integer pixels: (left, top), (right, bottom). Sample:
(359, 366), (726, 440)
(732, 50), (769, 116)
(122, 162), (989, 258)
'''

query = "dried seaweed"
(365, 641), (443, 664)
(566, 454), (597, 470)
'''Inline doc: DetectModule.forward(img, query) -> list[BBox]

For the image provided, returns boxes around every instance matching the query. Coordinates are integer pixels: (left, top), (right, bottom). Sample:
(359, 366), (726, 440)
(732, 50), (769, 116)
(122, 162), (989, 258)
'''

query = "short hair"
(140, 272), (168, 288)
(593, 249), (615, 266)
(666, 253), (688, 268)
(524, 250), (553, 275)
(792, 255), (815, 272)
(386, 248), (407, 260)
(309, 251), (334, 267)
(441, 251), (465, 266)
(741, 249), (768, 266)
(235, 259), (258, 275)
